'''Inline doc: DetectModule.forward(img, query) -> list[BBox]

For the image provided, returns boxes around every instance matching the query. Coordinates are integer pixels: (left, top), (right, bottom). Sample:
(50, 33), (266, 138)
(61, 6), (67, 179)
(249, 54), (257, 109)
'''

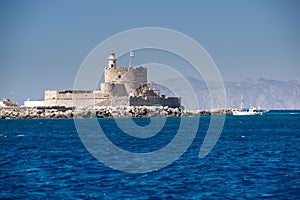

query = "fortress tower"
(101, 52), (147, 96)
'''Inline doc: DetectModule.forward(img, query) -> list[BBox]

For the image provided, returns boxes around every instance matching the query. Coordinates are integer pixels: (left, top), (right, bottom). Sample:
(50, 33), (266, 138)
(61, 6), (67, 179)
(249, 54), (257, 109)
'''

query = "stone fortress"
(43, 52), (181, 108)
(1, 52), (234, 119)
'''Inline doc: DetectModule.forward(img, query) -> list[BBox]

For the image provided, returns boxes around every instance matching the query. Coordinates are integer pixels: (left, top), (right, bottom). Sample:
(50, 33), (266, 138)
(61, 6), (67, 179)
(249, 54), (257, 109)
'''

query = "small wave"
(17, 134), (25, 137)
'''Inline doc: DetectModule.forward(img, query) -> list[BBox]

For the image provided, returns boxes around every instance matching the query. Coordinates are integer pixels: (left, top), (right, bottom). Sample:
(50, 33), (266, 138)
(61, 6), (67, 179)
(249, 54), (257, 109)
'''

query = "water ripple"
(0, 115), (299, 199)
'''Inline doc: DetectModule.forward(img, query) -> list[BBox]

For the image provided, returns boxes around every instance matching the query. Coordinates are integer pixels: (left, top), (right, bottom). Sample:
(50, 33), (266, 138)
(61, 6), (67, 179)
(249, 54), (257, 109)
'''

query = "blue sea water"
(0, 112), (299, 199)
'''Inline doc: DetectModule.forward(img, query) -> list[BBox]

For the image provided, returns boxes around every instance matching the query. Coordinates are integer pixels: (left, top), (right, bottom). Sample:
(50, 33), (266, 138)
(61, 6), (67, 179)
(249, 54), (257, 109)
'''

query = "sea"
(0, 111), (299, 199)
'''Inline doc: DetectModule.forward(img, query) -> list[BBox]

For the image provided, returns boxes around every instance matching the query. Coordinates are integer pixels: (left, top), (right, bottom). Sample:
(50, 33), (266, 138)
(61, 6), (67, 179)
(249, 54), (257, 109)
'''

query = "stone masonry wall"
(129, 96), (181, 108)
(104, 66), (147, 95)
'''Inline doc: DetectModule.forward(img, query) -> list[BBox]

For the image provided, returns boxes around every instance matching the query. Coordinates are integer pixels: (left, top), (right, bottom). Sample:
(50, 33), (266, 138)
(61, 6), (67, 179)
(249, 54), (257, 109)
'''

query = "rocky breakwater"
(0, 106), (183, 119)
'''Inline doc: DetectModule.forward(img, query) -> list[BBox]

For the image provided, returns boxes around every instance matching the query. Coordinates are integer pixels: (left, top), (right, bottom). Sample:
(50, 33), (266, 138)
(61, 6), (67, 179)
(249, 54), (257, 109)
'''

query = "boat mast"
(240, 94), (244, 109)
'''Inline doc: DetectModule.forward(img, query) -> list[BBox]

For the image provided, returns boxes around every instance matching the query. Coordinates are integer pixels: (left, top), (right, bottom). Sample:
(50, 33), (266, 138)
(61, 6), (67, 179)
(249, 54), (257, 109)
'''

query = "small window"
(118, 75), (121, 79)
(111, 64), (114, 68)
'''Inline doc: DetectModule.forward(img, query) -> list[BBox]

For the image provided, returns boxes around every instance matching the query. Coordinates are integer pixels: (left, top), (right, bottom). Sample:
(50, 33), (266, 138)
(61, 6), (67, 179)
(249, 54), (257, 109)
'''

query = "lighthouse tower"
(108, 52), (116, 68)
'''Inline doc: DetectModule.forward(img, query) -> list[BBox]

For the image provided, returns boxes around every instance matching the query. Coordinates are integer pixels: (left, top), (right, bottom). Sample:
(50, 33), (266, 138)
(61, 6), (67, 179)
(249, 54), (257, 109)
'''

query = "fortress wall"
(100, 82), (113, 93)
(93, 90), (107, 98)
(111, 84), (128, 96)
(44, 90), (99, 108)
(44, 90), (181, 108)
(44, 100), (57, 107)
(104, 67), (131, 83)
(45, 90), (58, 101)
(94, 99), (111, 107)
(123, 67), (147, 95)
(100, 83), (128, 96)
(110, 96), (130, 106)
(44, 90), (58, 107)
(54, 99), (74, 107)
(72, 91), (94, 107)
(45, 90), (93, 100)
(67, 91), (93, 100)
(129, 96), (181, 108)
(93, 90), (110, 107)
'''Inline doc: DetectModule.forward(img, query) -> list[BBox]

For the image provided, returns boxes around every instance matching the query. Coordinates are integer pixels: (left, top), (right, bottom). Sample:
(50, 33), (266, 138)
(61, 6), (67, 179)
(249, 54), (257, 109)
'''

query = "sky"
(0, 0), (299, 104)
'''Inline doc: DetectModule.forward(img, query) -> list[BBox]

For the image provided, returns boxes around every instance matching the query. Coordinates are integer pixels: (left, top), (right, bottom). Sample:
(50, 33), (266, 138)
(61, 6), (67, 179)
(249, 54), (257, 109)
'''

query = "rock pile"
(0, 106), (184, 119)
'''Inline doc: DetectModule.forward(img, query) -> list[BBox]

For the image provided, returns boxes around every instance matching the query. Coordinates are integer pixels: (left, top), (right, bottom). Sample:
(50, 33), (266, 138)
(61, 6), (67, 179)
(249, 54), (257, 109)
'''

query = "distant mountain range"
(156, 77), (300, 110)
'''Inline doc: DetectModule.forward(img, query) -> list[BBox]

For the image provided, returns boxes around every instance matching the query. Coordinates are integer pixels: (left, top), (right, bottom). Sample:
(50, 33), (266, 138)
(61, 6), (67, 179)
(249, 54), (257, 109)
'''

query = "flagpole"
(129, 51), (134, 67)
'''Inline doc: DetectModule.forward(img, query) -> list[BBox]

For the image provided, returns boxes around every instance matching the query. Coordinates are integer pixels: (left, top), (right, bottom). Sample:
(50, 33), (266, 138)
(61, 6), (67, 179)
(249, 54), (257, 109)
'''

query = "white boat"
(232, 107), (263, 116)
(232, 95), (263, 116)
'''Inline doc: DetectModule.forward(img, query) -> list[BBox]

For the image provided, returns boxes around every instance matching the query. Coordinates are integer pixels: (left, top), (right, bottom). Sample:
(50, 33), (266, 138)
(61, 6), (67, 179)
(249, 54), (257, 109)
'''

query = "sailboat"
(232, 95), (263, 116)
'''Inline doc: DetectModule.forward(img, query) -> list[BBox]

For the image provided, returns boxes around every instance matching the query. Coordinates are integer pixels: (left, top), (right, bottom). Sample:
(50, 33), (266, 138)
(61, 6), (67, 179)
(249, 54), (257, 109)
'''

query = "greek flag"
(129, 51), (135, 57)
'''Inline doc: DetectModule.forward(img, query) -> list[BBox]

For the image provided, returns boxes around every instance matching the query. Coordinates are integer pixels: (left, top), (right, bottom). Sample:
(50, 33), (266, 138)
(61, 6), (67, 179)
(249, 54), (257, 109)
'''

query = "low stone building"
(0, 99), (9, 107)
(43, 52), (181, 108)
(0, 99), (17, 107)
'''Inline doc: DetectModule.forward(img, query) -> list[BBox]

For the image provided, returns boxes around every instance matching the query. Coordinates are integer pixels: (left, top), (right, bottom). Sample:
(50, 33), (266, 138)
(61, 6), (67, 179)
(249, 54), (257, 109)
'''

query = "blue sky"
(0, 0), (299, 103)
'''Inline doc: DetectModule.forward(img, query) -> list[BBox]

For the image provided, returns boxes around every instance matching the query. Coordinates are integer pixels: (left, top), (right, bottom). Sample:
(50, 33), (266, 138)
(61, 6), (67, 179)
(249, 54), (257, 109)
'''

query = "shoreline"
(0, 106), (232, 119)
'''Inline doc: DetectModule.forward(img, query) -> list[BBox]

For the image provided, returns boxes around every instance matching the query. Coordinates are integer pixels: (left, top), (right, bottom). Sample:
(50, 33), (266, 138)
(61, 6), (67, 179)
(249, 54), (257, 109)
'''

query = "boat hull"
(232, 111), (263, 116)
